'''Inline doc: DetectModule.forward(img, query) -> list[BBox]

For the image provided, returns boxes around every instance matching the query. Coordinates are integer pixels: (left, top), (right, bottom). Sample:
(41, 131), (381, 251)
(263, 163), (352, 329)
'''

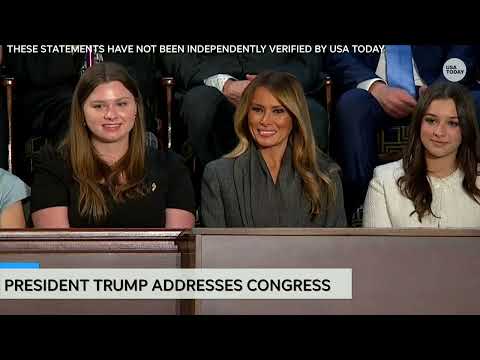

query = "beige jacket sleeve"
(362, 167), (393, 228)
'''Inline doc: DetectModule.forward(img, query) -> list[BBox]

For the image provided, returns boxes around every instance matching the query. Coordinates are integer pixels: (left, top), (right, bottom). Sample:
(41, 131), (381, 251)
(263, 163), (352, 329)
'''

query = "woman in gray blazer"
(200, 71), (346, 227)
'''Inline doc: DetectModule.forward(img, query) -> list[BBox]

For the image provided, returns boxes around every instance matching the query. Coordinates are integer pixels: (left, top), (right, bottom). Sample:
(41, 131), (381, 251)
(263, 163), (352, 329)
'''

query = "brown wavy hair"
(397, 81), (480, 222)
(60, 62), (147, 223)
(227, 71), (338, 217)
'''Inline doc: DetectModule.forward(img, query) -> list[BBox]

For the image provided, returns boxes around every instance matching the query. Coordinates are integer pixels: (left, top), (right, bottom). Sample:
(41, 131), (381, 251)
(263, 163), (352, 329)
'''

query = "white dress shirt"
(203, 74), (237, 92)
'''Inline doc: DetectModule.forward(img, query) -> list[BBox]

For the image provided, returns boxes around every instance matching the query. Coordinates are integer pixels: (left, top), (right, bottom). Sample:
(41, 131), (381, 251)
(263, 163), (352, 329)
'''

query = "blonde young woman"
(31, 62), (195, 228)
(201, 71), (346, 227)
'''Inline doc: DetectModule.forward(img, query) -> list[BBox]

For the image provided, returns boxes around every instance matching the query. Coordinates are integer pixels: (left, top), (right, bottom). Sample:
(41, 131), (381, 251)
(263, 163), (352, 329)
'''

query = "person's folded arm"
(32, 206), (69, 228)
(30, 147), (71, 228)
(165, 208), (195, 229)
(165, 152), (196, 229)
(0, 201), (26, 228)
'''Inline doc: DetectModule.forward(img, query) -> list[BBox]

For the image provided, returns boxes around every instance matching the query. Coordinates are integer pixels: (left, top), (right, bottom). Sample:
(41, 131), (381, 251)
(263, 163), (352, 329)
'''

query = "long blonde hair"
(61, 62), (147, 223)
(227, 71), (337, 216)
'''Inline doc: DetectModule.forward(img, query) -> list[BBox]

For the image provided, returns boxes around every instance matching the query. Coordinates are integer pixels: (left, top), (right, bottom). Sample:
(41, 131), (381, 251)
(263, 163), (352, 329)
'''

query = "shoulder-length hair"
(397, 81), (480, 222)
(61, 61), (147, 223)
(227, 70), (337, 217)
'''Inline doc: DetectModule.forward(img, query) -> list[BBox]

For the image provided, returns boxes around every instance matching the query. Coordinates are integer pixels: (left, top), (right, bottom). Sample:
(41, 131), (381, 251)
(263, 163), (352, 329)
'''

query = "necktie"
(385, 45), (416, 98)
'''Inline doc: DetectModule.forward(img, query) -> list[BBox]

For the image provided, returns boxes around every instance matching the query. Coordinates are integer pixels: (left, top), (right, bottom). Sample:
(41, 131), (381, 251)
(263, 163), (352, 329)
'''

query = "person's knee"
(181, 86), (225, 121)
(335, 88), (378, 129)
(181, 86), (226, 133)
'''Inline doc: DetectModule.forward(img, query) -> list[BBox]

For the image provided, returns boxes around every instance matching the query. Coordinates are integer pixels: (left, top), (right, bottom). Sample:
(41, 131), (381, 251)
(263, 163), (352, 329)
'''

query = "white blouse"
(363, 160), (480, 228)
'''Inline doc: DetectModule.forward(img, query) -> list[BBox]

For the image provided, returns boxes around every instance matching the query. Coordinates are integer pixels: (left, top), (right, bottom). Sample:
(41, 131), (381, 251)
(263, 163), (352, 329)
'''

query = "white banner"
(0, 268), (352, 299)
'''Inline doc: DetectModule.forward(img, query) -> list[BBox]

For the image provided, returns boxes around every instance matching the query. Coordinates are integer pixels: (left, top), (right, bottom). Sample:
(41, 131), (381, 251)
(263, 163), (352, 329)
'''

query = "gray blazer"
(200, 146), (347, 227)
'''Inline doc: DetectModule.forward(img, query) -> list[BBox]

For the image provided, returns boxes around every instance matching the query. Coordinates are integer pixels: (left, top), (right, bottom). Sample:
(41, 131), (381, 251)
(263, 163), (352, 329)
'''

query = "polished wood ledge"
(0, 228), (195, 253)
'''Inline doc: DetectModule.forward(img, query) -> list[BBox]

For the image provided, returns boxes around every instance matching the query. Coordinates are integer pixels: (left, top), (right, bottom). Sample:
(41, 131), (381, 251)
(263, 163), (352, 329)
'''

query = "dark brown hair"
(397, 81), (480, 221)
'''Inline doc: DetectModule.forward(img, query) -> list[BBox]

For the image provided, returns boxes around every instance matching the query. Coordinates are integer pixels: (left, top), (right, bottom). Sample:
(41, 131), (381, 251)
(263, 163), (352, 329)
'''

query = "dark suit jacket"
(326, 45), (478, 94)
(161, 53), (325, 95)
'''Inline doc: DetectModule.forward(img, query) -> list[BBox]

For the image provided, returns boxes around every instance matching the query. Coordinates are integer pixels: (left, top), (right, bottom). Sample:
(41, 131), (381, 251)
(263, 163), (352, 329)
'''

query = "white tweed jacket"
(363, 160), (480, 228)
